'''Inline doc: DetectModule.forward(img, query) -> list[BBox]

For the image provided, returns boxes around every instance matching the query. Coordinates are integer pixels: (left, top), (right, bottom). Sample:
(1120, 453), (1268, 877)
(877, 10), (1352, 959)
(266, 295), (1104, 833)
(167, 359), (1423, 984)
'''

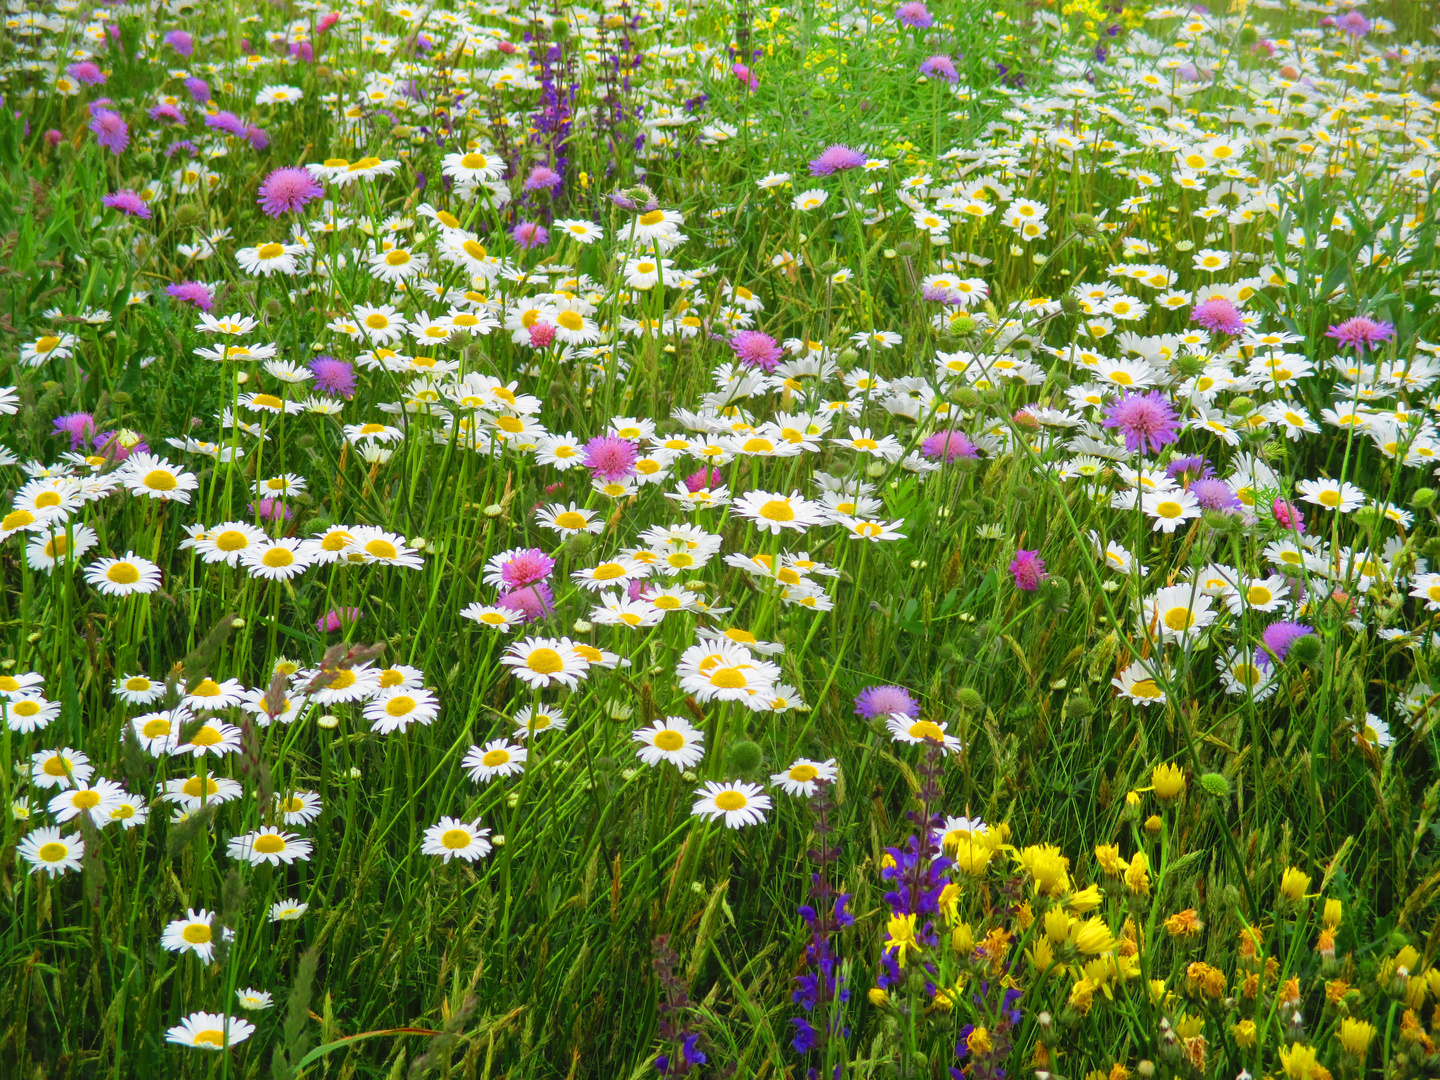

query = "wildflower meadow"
(4, 0), (1440, 1075)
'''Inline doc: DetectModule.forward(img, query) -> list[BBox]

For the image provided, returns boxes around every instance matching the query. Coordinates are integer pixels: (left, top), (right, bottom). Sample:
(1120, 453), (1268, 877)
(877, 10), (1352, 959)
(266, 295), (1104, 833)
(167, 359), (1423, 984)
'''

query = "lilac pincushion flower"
(67, 61), (105, 85)
(510, 221), (549, 249)
(148, 102), (185, 124)
(920, 429), (978, 462)
(309, 355), (355, 398)
(731, 62), (758, 90)
(1190, 478), (1241, 512)
(251, 498), (293, 522)
(1190, 297), (1245, 336)
(205, 111), (247, 136)
(103, 190), (151, 219)
(1166, 455), (1213, 485)
(854, 685), (920, 721)
(183, 76), (211, 103)
(88, 110), (129, 154)
(808, 144), (867, 176)
(1255, 621), (1312, 669)
(1009, 549), (1047, 591)
(164, 29), (194, 56)
(53, 412), (96, 449)
(497, 548), (554, 588)
(497, 583), (555, 623)
(317, 607), (362, 632)
(522, 165), (562, 192)
(730, 330), (783, 372)
(166, 281), (213, 311)
(1102, 390), (1179, 456)
(919, 54), (959, 83)
(245, 126), (270, 151)
(685, 467), (721, 492)
(257, 167), (323, 216)
(582, 435), (639, 482)
(1325, 316), (1395, 351)
(1336, 10), (1371, 36)
(897, 1), (933, 28)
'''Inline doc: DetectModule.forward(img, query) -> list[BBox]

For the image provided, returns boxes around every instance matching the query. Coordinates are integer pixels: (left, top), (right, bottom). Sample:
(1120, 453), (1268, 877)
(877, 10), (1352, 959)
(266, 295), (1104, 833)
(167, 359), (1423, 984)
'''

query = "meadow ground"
(1, 0), (1439, 1076)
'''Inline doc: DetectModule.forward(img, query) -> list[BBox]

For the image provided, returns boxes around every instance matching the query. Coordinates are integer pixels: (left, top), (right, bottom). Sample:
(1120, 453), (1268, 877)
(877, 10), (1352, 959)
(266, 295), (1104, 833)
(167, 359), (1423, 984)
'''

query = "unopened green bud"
(1059, 294), (1082, 316)
(1410, 487), (1436, 509)
(957, 687), (984, 712)
(1288, 632), (1324, 667)
(1070, 212), (1099, 238)
(1226, 396), (1255, 416)
(727, 739), (763, 774)
(1199, 772), (1230, 798)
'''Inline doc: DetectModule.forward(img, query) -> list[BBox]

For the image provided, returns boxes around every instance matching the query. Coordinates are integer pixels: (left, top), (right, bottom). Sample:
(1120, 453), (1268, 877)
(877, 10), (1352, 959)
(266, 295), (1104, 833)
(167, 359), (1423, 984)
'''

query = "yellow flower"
(1279, 1041), (1317, 1079)
(1044, 908), (1071, 945)
(951, 922), (974, 956)
(1068, 977), (1098, 1015)
(1067, 884), (1103, 913)
(1017, 844), (1072, 897)
(884, 913), (919, 966)
(1231, 1019), (1257, 1048)
(1124, 851), (1151, 896)
(1072, 919), (1118, 956)
(1280, 867), (1311, 903)
(965, 1027), (993, 1055)
(1338, 1018), (1375, 1057)
(1152, 762), (1185, 800)
(1015, 900), (1035, 931)
(1164, 909), (1204, 937)
(1143, 814), (1163, 835)
(938, 882), (962, 923)
(868, 987), (889, 1007)
(1322, 898), (1343, 928)
(1028, 936), (1056, 972)
(1095, 844), (1125, 876)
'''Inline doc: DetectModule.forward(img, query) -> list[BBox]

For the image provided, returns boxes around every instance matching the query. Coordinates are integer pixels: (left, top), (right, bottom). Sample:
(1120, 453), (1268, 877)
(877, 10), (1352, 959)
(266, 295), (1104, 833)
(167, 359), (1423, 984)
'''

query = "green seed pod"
(727, 739), (763, 774)
(1059, 294), (1082, 316)
(957, 687), (984, 712)
(1174, 355), (1206, 378)
(951, 386), (980, 408)
(1199, 772), (1230, 798)
(173, 203), (203, 228)
(1063, 691), (1093, 719)
(1226, 396), (1255, 417)
(564, 532), (593, 559)
(1238, 25), (1258, 45)
(951, 313), (976, 334)
(1069, 212), (1099, 238)
(1411, 487), (1436, 509)
(1288, 632), (1323, 668)
(894, 239), (920, 258)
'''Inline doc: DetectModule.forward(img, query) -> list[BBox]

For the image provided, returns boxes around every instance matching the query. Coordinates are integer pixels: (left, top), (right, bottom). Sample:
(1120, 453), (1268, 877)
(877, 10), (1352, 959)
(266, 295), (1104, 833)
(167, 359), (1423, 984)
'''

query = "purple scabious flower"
(257, 166), (323, 216)
(165, 139), (198, 159)
(183, 76), (211, 103)
(919, 54), (960, 83)
(1272, 497), (1304, 534)
(53, 412), (96, 449)
(1190, 478), (1241, 512)
(245, 126), (270, 151)
(731, 62), (758, 90)
(920, 429), (978, 462)
(854, 684), (919, 721)
(148, 102), (185, 124)
(497, 548), (555, 588)
(1009, 549), (1047, 591)
(93, 431), (147, 462)
(205, 110), (248, 136)
(808, 144), (867, 176)
(528, 323), (556, 349)
(165, 281), (214, 311)
(1190, 297), (1245, 336)
(1325, 316), (1395, 351)
(317, 607), (362, 632)
(88, 110), (129, 155)
(164, 29), (194, 56)
(522, 165), (562, 192)
(897, 1), (933, 28)
(497, 583), (555, 624)
(1336, 10), (1371, 36)
(1255, 621), (1312, 669)
(1102, 390), (1179, 456)
(251, 498), (293, 522)
(67, 61), (105, 85)
(582, 435), (638, 482)
(730, 330), (783, 372)
(510, 221), (549, 249)
(309, 355), (356, 398)
(685, 467), (722, 492)
(1166, 454), (1213, 485)
(103, 190), (151, 219)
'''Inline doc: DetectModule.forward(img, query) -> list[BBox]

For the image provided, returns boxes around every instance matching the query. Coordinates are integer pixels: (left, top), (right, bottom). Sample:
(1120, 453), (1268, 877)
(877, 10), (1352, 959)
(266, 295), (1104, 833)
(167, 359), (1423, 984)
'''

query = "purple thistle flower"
(1009, 549), (1047, 592)
(93, 430), (147, 462)
(808, 144), (867, 176)
(522, 165), (563, 192)
(919, 54), (960, 83)
(730, 330), (783, 372)
(1190, 297), (1245, 336)
(251, 498), (293, 522)
(1255, 621), (1312, 669)
(309, 355), (355, 398)
(52, 412), (96, 449)
(920, 429), (978, 462)
(165, 282), (213, 311)
(1336, 10), (1371, 36)
(1325, 316), (1395, 351)
(582, 435), (638, 482)
(897, 1), (934, 28)
(510, 221), (549, 249)
(854, 685), (919, 721)
(102, 190), (151, 219)
(205, 111), (247, 136)
(88, 110), (129, 155)
(164, 29), (194, 56)
(66, 61), (105, 85)
(257, 166), (323, 216)
(1102, 390), (1179, 456)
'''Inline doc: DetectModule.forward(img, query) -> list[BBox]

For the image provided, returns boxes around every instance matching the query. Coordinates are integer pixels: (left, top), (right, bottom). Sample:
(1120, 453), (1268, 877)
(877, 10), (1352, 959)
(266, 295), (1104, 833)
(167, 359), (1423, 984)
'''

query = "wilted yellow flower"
(1108, 1064), (1131, 1080)
(1186, 961), (1225, 999)
(1279, 1041), (1317, 1079)
(965, 1027), (992, 1055)
(1231, 1018), (1257, 1048)
(1279, 867), (1311, 902)
(1316, 926), (1336, 961)
(1237, 924), (1263, 963)
(1325, 978), (1351, 1005)
(1067, 884), (1103, 913)
(1017, 844), (1071, 897)
(1069, 977), (1097, 1014)
(1015, 901), (1035, 931)
(1124, 851), (1151, 896)
(1338, 1017), (1375, 1057)
(1152, 762), (1185, 800)
(868, 987), (889, 1007)
(1044, 908), (1071, 945)
(1322, 898), (1342, 928)
(1072, 919), (1118, 956)
(1164, 909), (1203, 937)
(1095, 844), (1125, 876)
